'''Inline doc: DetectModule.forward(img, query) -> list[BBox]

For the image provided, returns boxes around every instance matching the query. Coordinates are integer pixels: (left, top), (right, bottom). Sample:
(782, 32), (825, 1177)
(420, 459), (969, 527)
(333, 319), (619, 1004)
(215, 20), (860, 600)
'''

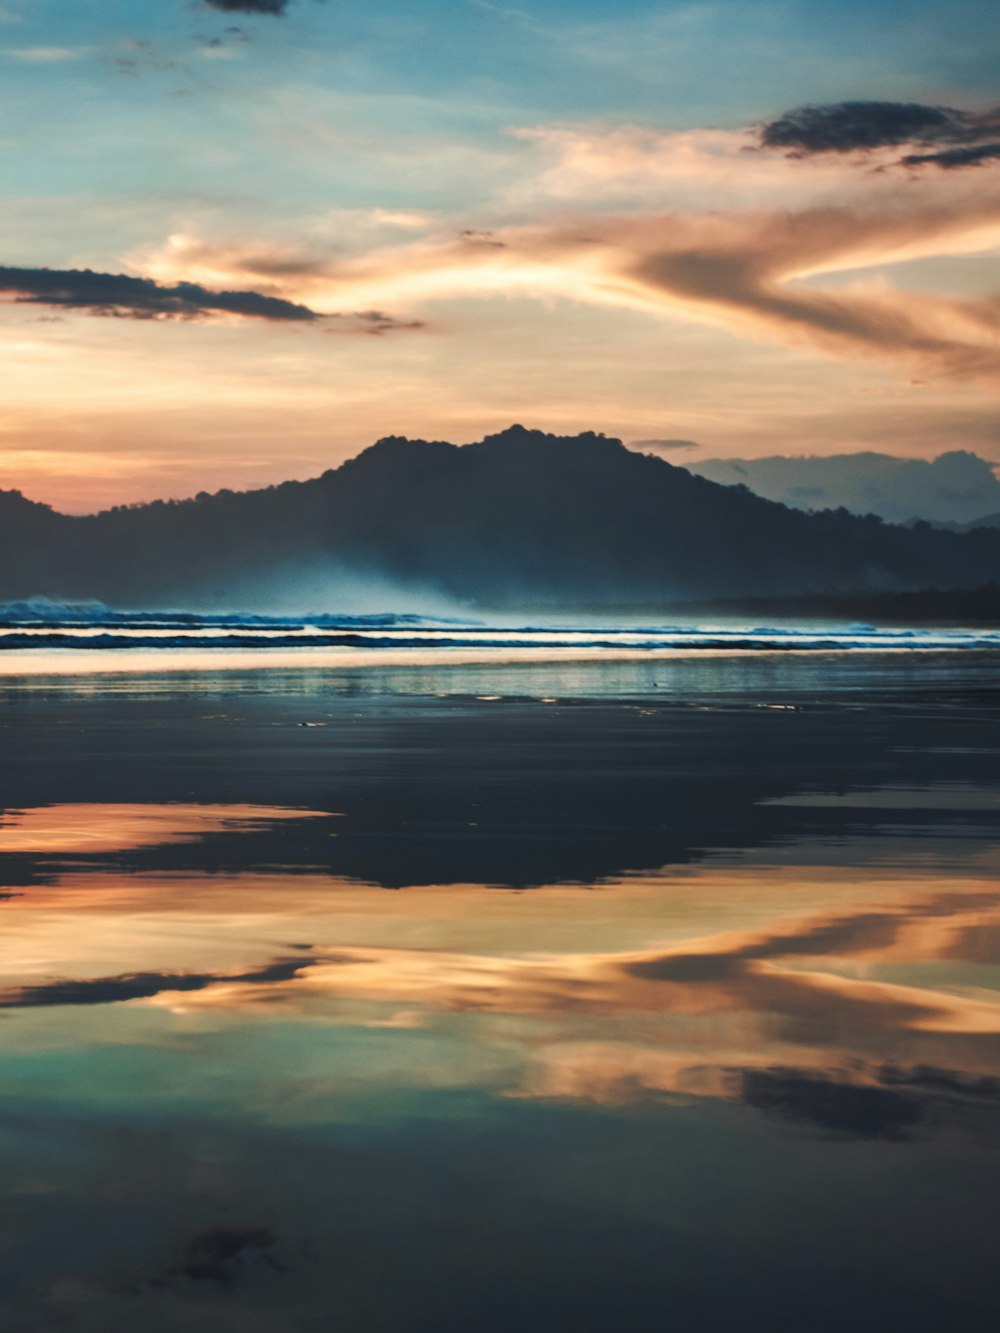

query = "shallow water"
(0, 654), (998, 1330)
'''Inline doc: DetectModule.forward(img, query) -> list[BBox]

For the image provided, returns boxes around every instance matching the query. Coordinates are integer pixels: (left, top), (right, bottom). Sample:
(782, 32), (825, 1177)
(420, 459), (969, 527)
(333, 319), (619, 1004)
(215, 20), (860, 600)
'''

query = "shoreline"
(2, 641), (1000, 677)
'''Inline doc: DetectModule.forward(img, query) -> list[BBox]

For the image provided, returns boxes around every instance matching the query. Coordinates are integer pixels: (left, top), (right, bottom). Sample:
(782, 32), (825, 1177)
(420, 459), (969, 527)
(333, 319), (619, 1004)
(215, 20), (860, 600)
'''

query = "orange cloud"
(139, 894), (1000, 1040)
(136, 189), (1000, 388)
(4, 834), (998, 1118)
(0, 802), (331, 854)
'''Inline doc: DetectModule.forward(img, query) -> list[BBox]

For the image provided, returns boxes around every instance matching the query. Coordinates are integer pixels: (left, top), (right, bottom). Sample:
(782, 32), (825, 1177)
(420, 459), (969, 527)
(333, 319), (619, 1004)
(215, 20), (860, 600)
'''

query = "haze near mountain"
(688, 452), (1000, 527)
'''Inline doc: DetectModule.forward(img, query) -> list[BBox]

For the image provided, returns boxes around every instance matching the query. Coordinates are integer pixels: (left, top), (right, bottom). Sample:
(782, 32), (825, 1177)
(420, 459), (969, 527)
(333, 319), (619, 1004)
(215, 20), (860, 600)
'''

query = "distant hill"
(958, 511), (1000, 532)
(688, 450), (1000, 526)
(3, 426), (1000, 611)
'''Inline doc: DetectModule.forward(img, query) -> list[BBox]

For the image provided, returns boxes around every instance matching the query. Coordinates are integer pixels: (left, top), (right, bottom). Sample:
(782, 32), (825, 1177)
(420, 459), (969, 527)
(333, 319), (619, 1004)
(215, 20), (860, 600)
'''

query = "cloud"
(0, 265), (318, 321)
(760, 101), (978, 154)
(119, 881), (1000, 1129)
(624, 909), (904, 987)
(113, 38), (178, 75)
(631, 438), (700, 451)
(902, 142), (1000, 170)
(604, 205), (1000, 384)
(170, 1227), (278, 1287)
(153, 895), (1000, 1040)
(880, 1064), (1000, 1100)
(326, 309), (426, 337)
(3, 45), (83, 61)
(0, 956), (317, 1007)
(203, 0), (291, 14)
(196, 27), (252, 60)
(740, 1068), (923, 1139)
(0, 801), (330, 853)
(279, 199), (1000, 386)
(128, 128), (1000, 383)
(509, 124), (833, 210)
(757, 100), (1000, 172)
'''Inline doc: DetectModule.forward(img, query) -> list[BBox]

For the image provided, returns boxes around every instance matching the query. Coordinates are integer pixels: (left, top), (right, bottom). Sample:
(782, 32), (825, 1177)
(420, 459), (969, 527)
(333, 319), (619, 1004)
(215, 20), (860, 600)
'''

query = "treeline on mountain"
(4, 426), (1000, 610)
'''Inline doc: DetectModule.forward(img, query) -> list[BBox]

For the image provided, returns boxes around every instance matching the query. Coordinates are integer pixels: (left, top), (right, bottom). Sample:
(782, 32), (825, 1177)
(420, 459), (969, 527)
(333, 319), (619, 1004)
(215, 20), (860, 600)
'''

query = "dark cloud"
(626, 910), (901, 984)
(741, 1068), (922, 1139)
(757, 100), (1000, 171)
(0, 265), (318, 321)
(459, 228), (507, 249)
(328, 309), (427, 337)
(879, 1064), (1000, 1100)
(619, 906), (960, 1047)
(0, 266), (425, 334)
(739, 1062), (1000, 1143)
(171, 1228), (280, 1286)
(627, 951), (741, 983)
(200, 26), (252, 50)
(743, 912), (901, 960)
(901, 141), (1000, 170)
(0, 955), (316, 1007)
(760, 101), (974, 153)
(203, 0), (291, 15)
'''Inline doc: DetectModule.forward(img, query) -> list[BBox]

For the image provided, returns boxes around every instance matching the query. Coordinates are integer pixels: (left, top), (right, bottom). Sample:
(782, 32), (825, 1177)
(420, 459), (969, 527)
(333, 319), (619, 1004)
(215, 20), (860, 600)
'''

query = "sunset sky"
(1, 0), (998, 511)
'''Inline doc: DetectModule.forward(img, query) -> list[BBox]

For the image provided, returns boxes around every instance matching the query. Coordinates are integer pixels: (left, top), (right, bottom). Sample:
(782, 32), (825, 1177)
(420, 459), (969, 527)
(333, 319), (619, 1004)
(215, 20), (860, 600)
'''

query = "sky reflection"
(0, 801), (331, 853)
(1, 670), (999, 1330)
(1, 800), (998, 1138)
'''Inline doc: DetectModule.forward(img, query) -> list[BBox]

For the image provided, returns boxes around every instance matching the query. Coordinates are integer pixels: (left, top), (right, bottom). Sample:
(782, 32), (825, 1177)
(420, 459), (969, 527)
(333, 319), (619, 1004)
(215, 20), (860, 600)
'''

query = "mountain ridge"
(3, 425), (1000, 611)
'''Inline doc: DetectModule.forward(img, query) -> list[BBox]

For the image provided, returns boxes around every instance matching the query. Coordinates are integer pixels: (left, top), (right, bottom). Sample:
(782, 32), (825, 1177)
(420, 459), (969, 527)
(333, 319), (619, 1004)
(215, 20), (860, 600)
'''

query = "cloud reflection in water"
(1, 800), (998, 1142)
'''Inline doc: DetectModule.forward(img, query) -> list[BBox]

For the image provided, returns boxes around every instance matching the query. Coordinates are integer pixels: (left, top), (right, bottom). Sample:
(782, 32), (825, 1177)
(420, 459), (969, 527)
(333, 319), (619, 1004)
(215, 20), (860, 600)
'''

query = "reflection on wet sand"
(1, 662), (999, 1332)
(116, 884), (1000, 1128)
(0, 802), (332, 854)
(1, 801), (998, 1141)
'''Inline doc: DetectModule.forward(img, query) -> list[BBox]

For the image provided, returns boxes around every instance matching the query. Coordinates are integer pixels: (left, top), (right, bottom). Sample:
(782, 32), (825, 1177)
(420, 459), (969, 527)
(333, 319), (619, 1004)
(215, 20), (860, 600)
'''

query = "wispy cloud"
(180, 897), (995, 1023)
(139, 183), (1000, 386)
(902, 141), (1000, 170)
(196, 29), (252, 60)
(326, 310), (426, 337)
(3, 45), (84, 62)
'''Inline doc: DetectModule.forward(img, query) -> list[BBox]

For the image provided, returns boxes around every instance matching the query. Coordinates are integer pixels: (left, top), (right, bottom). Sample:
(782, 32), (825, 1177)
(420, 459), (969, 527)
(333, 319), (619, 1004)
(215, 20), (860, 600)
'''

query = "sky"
(0, 0), (998, 511)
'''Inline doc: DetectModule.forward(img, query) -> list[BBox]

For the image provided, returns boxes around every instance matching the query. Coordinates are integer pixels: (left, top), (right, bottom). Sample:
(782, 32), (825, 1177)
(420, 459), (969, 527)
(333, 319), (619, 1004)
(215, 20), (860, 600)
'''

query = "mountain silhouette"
(3, 425), (1000, 610)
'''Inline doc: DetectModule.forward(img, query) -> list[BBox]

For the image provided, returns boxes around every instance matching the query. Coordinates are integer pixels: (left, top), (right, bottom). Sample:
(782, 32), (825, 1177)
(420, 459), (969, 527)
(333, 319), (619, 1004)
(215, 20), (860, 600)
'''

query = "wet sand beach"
(0, 652), (998, 1331)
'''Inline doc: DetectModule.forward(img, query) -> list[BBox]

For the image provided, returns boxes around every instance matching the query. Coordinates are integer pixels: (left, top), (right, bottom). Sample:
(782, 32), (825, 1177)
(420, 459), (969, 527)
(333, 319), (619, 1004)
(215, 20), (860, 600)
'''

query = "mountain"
(3, 426), (1000, 611)
(958, 511), (1000, 532)
(688, 450), (1000, 526)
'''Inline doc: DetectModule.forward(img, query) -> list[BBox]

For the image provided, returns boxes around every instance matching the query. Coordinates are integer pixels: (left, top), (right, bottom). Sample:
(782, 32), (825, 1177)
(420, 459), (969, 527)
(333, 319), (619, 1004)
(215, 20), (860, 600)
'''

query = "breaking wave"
(1, 601), (999, 655)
